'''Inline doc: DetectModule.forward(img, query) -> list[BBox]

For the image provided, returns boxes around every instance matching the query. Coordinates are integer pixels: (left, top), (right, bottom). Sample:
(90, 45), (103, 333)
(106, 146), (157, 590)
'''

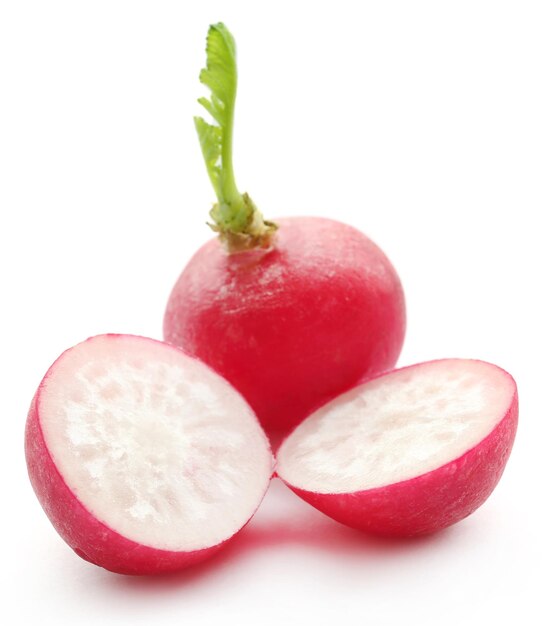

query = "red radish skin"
(25, 335), (273, 575)
(164, 216), (406, 433)
(276, 360), (518, 537)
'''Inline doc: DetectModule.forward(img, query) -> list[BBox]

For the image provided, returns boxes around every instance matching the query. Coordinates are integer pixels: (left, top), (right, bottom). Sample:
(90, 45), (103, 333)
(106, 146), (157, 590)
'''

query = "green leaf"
(193, 23), (277, 252)
(194, 116), (222, 201)
(194, 22), (241, 213)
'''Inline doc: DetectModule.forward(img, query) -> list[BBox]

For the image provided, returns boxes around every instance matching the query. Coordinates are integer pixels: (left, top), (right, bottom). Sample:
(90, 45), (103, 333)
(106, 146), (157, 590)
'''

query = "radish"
(163, 23), (406, 433)
(25, 334), (273, 575)
(276, 359), (518, 536)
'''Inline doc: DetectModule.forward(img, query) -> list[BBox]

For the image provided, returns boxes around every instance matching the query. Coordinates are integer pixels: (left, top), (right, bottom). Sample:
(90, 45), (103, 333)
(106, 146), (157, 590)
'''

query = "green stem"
(221, 92), (238, 203)
(194, 23), (277, 253)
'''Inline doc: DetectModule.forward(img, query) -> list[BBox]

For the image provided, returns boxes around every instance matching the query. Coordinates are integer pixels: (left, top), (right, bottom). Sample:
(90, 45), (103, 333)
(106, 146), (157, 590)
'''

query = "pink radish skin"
(276, 360), (518, 537)
(25, 335), (273, 575)
(164, 216), (406, 434)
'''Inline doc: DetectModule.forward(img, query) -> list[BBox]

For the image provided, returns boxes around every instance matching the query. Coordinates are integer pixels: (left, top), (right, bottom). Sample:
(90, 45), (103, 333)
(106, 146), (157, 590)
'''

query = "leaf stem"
(194, 23), (277, 253)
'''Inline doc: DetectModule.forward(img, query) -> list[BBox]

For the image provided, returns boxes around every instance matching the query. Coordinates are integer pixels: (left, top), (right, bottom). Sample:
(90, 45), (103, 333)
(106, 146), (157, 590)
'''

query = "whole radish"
(164, 24), (406, 434)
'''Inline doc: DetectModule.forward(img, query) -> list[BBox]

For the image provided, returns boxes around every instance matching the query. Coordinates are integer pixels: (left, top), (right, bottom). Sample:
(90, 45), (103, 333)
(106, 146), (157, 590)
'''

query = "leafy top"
(194, 23), (276, 252)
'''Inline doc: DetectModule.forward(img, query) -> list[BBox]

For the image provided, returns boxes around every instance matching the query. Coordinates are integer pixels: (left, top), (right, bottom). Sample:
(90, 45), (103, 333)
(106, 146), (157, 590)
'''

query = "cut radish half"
(276, 359), (518, 537)
(25, 335), (273, 575)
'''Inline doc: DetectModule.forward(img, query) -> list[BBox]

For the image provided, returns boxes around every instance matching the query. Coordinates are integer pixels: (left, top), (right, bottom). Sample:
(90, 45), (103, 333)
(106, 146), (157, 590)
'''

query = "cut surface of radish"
(276, 359), (518, 536)
(26, 335), (273, 573)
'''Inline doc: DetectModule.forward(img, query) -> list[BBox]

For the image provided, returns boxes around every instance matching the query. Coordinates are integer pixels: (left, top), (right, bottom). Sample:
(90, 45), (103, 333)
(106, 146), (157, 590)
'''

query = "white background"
(1, 1), (541, 624)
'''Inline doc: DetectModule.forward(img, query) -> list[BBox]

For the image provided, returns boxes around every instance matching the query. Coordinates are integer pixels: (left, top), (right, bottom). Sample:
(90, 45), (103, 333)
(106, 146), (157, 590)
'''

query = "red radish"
(25, 334), (273, 575)
(165, 216), (405, 433)
(276, 359), (518, 536)
(163, 24), (406, 434)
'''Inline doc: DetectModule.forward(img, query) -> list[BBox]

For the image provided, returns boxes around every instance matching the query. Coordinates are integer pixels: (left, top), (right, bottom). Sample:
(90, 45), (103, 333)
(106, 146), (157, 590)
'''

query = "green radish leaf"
(194, 23), (277, 252)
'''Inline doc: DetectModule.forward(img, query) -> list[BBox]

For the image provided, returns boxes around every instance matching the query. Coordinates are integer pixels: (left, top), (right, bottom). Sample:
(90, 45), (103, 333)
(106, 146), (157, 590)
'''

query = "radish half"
(25, 334), (273, 575)
(276, 359), (518, 537)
